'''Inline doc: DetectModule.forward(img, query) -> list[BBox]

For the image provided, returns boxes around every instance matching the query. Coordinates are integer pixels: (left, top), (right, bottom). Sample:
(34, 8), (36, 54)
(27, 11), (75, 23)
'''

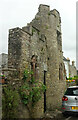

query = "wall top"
(50, 9), (60, 17)
(38, 4), (50, 12)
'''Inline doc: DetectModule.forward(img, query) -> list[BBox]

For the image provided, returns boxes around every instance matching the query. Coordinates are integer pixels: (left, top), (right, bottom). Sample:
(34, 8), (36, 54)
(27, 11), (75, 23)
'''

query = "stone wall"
(0, 53), (8, 77)
(0, 53), (8, 70)
(31, 4), (66, 111)
(8, 4), (66, 118)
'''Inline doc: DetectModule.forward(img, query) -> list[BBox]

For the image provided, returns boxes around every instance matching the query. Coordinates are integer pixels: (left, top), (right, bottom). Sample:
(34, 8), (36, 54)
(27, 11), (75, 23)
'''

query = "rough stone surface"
(8, 4), (66, 118)
(0, 53), (8, 74)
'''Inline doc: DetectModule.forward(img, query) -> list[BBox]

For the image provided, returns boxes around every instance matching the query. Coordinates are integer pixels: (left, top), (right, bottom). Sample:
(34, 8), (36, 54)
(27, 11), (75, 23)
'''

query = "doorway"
(44, 70), (46, 113)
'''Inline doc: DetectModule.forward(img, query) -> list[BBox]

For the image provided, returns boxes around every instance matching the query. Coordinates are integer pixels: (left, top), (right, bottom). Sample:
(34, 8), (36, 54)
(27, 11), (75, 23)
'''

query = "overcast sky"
(0, 0), (77, 66)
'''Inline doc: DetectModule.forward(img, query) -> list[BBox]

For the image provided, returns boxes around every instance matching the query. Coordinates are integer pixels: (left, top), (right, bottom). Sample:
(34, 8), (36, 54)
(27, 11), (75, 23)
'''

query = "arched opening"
(31, 55), (37, 78)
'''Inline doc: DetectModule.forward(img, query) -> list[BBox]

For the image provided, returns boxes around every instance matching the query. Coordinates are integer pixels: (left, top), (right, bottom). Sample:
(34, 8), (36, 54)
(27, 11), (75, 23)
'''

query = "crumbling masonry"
(8, 4), (66, 118)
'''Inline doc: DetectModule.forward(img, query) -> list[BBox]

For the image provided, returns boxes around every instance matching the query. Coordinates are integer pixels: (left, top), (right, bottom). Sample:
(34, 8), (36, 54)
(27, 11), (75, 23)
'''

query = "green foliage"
(67, 76), (78, 85)
(46, 25), (49, 29)
(32, 28), (36, 35)
(67, 76), (78, 80)
(48, 12), (50, 15)
(74, 76), (78, 85)
(19, 69), (46, 107)
(0, 74), (5, 77)
(22, 69), (33, 82)
(2, 86), (19, 118)
(67, 77), (72, 80)
(74, 76), (78, 79)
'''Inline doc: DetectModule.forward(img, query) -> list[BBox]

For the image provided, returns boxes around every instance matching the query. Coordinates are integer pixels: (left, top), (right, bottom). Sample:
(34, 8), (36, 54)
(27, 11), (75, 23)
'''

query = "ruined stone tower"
(8, 4), (66, 118)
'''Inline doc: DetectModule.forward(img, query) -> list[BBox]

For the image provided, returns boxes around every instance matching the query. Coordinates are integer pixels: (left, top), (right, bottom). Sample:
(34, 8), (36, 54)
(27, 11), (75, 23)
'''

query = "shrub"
(2, 86), (19, 119)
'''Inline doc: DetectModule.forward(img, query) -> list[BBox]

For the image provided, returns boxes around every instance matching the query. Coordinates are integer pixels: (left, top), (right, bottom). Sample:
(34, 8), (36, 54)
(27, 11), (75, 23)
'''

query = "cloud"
(0, 0), (77, 66)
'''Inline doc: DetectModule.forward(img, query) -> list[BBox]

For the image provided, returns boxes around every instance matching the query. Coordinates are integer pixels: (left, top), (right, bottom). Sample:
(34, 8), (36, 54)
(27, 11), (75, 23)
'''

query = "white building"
(63, 57), (77, 78)
(63, 57), (70, 78)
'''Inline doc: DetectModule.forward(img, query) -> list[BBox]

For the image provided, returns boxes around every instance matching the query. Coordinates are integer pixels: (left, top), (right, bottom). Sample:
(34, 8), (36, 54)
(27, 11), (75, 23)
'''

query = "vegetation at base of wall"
(19, 69), (46, 107)
(2, 69), (46, 118)
(2, 86), (19, 119)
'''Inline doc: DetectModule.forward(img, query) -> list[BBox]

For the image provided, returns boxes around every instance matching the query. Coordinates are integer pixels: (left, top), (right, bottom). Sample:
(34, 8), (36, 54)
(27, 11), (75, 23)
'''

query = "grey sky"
(0, 0), (77, 66)
(76, 1), (78, 69)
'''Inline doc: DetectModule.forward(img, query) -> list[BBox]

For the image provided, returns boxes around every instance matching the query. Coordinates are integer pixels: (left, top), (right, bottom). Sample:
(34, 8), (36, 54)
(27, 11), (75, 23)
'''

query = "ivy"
(22, 69), (33, 82)
(19, 69), (46, 107)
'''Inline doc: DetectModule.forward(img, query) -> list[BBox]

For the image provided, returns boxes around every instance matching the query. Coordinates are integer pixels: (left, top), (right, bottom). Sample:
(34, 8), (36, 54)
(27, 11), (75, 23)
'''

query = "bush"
(2, 86), (19, 119)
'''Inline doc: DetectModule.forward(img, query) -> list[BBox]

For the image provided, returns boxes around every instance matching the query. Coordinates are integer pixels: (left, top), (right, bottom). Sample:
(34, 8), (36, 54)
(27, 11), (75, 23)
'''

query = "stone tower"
(8, 4), (66, 118)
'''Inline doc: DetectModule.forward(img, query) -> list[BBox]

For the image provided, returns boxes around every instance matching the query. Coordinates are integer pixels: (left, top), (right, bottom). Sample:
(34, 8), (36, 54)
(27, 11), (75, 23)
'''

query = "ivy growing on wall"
(2, 69), (46, 119)
(19, 69), (46, 107)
